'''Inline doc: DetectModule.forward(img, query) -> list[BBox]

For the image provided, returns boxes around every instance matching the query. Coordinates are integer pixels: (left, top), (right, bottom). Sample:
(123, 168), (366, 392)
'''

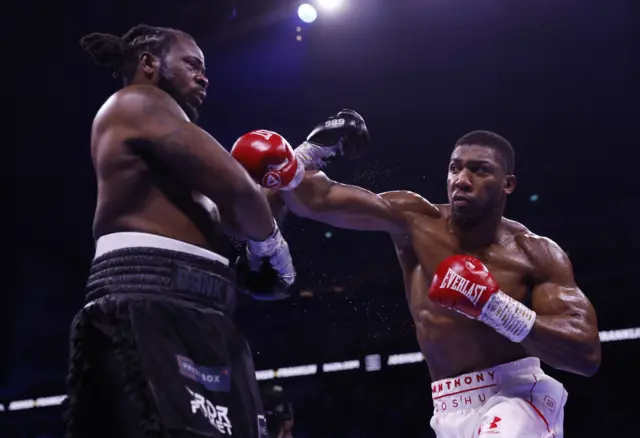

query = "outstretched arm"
(519, 236), (601, 376)
(275, 171), (404, 232)
(267, 170), (439, 234)
(229, 111), (437, 234)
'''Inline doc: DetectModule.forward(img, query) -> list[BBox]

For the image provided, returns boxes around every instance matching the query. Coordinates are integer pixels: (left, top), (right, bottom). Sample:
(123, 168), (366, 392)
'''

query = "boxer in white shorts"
(230, 124), (603, 437)
(431, 358), (567, 437)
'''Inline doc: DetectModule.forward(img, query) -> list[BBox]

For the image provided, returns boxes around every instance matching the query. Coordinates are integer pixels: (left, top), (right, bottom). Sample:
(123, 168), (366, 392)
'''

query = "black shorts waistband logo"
(173, 264), (233, 302)
(177, 355), (231, 392)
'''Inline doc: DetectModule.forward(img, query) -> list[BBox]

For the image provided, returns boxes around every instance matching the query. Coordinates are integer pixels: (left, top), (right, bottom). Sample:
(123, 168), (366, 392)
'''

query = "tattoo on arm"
(153, 129), (205, 173)
(138, 99), (206, 173)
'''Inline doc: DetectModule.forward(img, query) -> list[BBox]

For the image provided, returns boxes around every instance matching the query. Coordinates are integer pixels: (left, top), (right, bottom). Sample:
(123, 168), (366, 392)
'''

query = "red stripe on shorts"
(527, 374), (552, 435)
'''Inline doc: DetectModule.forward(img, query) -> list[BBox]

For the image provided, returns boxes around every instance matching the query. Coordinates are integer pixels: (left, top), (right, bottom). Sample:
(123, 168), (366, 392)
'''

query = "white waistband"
(431, 357), (542, 414)
(95, 232), (229, 266)
(431, 357), (540, 400)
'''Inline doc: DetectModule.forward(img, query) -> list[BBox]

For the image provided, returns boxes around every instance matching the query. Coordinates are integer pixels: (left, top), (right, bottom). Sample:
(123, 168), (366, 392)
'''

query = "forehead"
(450, 144), (498, 163)
(168, 34), (205, 63)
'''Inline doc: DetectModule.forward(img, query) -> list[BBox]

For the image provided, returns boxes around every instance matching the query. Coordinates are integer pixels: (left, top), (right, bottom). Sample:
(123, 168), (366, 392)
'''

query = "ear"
(504, 175), (517, 195)
(139, 52), (159, 78)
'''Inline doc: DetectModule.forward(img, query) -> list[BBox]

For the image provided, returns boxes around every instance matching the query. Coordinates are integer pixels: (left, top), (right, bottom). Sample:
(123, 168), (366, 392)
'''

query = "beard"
(157, 66), (200, 123)
(450, 200), (494, 227)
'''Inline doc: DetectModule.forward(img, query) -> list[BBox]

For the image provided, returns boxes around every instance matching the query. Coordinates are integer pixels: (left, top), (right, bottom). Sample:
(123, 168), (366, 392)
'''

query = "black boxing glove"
(294, 109), (370, 171)
(235, 222), (295, 300)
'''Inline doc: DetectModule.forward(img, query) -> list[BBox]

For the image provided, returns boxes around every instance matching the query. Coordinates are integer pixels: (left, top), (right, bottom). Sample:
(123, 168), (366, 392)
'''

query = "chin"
(182, 103), (199, 123)
(157, 80), (200, 122)
(451, 207), (482, 226)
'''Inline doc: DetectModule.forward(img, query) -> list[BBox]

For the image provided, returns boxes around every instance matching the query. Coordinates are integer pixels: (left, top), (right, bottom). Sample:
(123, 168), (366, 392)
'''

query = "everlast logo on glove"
(439, 268), (487, 306)
(262, 172), (282, 189)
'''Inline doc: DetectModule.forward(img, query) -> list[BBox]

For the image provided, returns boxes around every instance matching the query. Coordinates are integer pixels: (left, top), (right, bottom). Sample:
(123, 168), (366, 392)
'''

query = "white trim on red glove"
(277, 157), (306, 191)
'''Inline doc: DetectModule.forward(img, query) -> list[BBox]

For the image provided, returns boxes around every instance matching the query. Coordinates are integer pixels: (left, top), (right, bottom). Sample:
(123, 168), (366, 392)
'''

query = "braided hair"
(79, 24), (192, 84)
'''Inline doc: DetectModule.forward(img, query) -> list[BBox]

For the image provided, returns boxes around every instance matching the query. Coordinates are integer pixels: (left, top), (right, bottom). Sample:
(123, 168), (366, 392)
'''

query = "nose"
(196, 74), (209, 89)
(454, 169), (473, 192)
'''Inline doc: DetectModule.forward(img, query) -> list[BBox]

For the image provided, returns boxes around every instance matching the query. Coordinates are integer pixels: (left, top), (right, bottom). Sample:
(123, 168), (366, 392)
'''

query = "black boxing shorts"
(64, 232), (269, 438)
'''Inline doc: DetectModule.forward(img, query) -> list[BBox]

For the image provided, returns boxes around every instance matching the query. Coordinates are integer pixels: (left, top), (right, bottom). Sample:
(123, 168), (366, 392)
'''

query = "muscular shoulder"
(512, 226), (574, 284)
(91, 86), (185, 166)
(93, 85), (186, 132)
(379, 191), (441, 250)
(379, 190), (441, 218)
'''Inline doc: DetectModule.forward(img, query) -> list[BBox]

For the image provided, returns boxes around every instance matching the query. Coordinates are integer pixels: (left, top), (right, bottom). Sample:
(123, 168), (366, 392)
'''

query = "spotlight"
(298, 3), (318, 23)
(317, 0), (344, 10)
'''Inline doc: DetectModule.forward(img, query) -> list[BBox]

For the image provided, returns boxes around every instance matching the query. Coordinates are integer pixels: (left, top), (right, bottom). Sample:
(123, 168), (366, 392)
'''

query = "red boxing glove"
(429, 255), (498, 318)
(429, 255), (536, 342)
(231, 130), (304, 190)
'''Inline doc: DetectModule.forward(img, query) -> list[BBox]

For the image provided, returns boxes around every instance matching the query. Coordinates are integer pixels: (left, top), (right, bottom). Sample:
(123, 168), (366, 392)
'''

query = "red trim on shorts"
(432, 384), (498, 400)
(527, 374), (552, 435)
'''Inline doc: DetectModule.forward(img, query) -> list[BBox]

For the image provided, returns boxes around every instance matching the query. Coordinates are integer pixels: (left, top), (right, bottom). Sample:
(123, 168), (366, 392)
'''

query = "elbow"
(582, 343), (602, 377)
(576, 334), (602, 377)
(578, 357), (600, 378)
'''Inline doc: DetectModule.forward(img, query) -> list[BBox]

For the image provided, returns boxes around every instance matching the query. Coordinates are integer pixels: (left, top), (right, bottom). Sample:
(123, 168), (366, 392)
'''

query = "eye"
(468, 163), (491, 175)
(185, 59), (204, 74)
(449, 163), (459, 173)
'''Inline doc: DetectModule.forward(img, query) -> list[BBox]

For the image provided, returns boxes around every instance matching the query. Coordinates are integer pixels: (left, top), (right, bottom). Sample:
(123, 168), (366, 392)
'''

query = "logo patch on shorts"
(186, 386), (233, 435)
(257, 414), (269, 438)
(177, 355), (231, 392)
(543, 395), (556, 412)
(478, 416), (501, 435)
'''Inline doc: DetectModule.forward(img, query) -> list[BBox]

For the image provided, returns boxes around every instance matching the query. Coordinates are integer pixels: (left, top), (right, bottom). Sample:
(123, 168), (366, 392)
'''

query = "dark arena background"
(6, 0), (639, 437)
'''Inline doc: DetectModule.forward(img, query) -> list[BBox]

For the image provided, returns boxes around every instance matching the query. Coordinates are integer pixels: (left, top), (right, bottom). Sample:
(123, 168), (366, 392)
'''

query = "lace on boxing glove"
(477, 291), (537, 342)
(246, 221), (295, 287)
(293, 141), (341, 171)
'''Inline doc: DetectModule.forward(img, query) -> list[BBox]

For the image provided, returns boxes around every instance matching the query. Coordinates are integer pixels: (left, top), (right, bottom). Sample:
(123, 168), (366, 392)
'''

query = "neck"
(449, 206), (504, 249)
(130, 70), (156, 86)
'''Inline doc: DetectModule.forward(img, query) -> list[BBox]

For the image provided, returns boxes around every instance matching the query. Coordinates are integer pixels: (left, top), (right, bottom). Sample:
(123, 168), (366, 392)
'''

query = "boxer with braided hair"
(66, 24), (297, 437)
(80, 25), (191, 83)
(80, 25), (205, 121)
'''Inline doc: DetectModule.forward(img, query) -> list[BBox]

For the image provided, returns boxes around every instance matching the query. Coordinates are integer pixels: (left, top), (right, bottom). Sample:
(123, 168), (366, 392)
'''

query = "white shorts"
(430, 357), (567, 438)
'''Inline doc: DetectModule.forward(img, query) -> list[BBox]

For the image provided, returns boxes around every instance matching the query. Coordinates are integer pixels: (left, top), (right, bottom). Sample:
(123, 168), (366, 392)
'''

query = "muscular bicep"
(527, 237), (597, 326)
(112, 86), (258, 203)
(531, 283), (597, 327)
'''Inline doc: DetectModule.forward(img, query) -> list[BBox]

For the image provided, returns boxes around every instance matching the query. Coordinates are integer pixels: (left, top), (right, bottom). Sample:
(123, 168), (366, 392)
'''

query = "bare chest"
(407, 216), (533, 307)
(400, 216), (535, 377)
